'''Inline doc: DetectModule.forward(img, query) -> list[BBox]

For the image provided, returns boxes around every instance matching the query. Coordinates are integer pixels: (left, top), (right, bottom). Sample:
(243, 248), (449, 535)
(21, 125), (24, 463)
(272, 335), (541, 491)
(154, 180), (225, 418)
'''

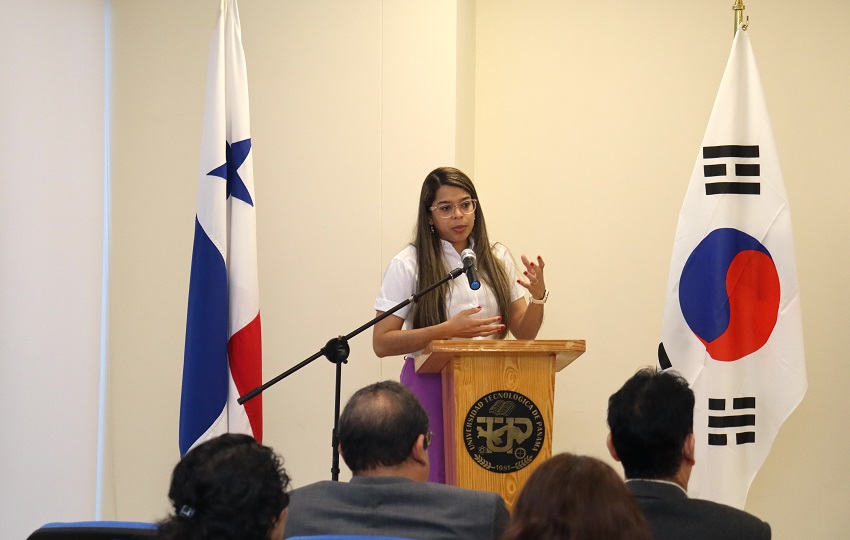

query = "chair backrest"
(27, 521), (158, 540)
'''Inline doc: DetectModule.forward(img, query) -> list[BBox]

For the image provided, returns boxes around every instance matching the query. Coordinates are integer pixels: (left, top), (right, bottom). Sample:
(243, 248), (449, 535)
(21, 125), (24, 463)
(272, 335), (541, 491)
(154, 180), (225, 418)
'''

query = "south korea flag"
(658, 26), (807, 509)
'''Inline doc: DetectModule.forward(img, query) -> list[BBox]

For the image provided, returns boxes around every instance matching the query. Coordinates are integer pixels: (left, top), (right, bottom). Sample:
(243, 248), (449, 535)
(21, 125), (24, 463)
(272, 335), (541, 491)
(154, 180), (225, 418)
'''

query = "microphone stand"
(238, 266), (466, 481)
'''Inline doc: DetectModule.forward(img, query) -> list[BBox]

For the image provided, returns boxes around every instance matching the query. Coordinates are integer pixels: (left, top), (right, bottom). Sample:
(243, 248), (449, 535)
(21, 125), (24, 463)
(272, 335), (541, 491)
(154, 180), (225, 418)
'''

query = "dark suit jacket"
(283, 476), (509, 540)
(627, 479), (771, 540)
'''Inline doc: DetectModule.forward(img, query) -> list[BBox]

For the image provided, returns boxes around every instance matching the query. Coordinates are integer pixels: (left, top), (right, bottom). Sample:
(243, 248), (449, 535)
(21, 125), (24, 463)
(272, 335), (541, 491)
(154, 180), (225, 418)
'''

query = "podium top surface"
(415, 339), (586, 374)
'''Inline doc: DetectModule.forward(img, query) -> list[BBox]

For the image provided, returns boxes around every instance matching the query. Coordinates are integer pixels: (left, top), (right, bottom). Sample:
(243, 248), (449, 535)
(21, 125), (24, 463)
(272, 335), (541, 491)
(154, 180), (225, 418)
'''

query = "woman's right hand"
(445, 306), (505, 338)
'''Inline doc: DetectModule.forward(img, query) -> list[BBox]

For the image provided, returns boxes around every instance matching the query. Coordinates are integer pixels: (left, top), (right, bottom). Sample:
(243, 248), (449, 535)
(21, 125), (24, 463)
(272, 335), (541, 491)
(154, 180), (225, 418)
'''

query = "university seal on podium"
(463, 390), (545, 473)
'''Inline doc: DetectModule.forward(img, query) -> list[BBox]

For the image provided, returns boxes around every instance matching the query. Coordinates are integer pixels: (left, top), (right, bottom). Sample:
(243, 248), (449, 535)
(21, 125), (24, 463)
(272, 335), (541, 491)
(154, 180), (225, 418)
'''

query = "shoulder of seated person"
(688, 498), (770, 527)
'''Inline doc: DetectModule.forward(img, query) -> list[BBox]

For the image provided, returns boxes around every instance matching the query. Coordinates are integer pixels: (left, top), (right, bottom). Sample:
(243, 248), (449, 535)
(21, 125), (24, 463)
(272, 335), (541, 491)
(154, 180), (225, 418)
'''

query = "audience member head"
(501, 453), (651, 540)
(607, 367), (695, 483)
(157, 433), (291, 540)
(338, 380), (430, 479)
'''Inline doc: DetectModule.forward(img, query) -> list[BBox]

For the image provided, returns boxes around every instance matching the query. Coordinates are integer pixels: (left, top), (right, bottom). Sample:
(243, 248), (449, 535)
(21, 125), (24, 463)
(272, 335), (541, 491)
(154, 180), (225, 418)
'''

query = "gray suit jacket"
(627, 480), (771, 540)
(283, 476), (509, 540)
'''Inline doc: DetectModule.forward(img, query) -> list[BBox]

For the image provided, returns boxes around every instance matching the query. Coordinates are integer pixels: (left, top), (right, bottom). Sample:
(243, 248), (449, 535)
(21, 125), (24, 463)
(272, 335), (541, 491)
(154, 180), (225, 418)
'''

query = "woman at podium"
(372, 166), (548, 483)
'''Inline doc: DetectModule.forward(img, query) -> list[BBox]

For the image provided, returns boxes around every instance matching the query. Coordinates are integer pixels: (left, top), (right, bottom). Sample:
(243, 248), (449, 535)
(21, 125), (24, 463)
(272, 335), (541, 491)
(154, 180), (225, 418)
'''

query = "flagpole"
(732, 0), (747, 35)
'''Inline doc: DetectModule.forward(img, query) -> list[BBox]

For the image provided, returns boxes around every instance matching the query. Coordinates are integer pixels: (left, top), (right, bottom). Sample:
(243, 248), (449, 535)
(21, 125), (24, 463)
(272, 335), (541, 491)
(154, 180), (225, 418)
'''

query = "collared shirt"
(626, 478), (689, 497)
(375, 239), (525, 357)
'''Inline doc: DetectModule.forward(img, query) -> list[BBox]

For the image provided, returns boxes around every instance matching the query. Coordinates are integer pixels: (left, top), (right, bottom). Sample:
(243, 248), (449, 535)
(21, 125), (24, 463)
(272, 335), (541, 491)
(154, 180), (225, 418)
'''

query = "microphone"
(460, 248), (481, 290)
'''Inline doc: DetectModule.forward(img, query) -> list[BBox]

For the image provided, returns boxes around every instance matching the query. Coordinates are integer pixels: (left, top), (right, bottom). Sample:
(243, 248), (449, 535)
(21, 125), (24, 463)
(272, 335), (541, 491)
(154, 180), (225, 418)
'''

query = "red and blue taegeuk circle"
(678, 228), (780, 362)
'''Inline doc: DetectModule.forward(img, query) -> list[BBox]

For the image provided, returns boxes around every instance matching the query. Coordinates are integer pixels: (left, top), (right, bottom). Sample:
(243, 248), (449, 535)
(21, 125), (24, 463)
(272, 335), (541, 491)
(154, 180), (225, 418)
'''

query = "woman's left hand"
(517, 255), (547, 302)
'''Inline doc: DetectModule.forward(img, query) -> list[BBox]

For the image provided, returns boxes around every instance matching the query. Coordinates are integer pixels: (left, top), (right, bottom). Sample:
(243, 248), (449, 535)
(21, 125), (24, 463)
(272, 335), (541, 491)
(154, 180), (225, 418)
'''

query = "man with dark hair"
(606, 368), (771, 540)
(283, 380), (509, 540)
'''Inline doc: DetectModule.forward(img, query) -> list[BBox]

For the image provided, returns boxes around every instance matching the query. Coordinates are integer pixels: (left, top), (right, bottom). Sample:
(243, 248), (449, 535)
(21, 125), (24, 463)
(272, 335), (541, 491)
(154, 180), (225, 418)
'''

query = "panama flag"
(658, 27), (806, 508)
(179, 0), (262, 456)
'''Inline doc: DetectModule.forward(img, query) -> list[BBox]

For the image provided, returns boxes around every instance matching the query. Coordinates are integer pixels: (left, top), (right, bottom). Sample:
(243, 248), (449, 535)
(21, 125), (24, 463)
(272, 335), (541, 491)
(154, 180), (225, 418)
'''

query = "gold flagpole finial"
(732, 0), (748, 36)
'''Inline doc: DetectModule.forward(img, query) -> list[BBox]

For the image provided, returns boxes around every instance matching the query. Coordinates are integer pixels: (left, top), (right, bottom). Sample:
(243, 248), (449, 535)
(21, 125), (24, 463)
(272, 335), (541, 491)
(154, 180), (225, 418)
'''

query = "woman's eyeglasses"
(429, 199), (477, 219)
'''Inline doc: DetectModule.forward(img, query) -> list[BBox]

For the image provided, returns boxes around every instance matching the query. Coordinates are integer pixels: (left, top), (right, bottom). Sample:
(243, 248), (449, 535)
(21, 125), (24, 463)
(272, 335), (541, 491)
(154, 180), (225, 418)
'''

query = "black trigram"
(707, 397), (756, 446)
(702, 145), (760, 195)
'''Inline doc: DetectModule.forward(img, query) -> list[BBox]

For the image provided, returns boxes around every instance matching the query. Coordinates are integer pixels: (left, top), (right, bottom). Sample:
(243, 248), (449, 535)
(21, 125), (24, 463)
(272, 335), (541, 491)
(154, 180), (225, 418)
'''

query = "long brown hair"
(501, 453), (652, 540)
(411, 167), (513, 337)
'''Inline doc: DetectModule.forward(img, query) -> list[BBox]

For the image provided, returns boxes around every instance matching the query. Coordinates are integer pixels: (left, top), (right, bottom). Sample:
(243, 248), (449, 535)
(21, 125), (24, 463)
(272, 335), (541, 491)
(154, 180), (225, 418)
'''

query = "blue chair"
(27, 521), (158, 539)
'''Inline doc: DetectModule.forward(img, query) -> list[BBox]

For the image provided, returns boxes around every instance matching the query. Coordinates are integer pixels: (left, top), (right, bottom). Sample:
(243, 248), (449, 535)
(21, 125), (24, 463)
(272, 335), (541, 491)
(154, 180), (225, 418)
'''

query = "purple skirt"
(400, 357), (445, 484)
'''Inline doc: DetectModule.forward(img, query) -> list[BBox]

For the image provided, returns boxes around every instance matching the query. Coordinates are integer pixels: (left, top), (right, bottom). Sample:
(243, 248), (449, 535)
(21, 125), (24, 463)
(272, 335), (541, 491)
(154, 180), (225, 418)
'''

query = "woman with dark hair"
(373, 167), (549, 483)
(501, 453), (651, 540)
(156, 434), (291, 540)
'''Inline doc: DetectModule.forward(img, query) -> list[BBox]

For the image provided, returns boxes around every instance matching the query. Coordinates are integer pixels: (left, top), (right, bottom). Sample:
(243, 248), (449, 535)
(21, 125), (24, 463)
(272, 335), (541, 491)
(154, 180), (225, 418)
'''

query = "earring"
(430, 224), (435, 233)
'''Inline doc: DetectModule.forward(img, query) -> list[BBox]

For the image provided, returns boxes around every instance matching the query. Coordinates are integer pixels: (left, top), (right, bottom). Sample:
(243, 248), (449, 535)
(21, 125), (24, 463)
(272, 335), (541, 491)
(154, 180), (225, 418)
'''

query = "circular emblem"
(463, 390), (545, 473)
(679, 228), (780, 361)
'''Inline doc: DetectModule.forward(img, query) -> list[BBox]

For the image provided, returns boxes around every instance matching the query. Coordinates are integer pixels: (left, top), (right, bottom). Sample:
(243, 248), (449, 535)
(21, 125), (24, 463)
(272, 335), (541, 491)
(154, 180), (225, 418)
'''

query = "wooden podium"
(415, 339), (585, 508)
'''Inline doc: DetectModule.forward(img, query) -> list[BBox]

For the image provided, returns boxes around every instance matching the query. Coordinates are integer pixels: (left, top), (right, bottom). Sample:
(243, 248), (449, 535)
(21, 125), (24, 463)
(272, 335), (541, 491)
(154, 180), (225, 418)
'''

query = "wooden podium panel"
(416, 340), (585, 509)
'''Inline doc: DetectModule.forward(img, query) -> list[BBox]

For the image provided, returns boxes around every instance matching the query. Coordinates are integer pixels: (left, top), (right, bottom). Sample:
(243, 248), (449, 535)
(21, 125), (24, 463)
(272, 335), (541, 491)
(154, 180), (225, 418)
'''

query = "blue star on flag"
(208, 138), (254, 206)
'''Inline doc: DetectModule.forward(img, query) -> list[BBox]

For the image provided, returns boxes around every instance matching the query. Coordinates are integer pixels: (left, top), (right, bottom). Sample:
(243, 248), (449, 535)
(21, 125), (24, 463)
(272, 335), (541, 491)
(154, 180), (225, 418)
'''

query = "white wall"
(2, 0), (848, 538)
(106, 0), (471, 520)
(0, 1), (105, 538)
(474, 2), (850, 538)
